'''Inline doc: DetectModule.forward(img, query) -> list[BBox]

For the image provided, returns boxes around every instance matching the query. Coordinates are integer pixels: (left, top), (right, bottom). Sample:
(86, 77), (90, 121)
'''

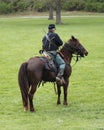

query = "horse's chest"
(64, 65), (72, 77)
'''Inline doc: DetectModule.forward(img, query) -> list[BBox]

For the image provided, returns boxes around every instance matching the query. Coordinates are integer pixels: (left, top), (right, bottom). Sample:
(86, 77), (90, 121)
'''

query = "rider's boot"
(56, 69), (65, 84)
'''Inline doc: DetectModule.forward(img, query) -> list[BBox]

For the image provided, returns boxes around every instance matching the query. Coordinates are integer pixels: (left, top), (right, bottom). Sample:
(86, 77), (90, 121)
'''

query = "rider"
(42, 24), (65, 83)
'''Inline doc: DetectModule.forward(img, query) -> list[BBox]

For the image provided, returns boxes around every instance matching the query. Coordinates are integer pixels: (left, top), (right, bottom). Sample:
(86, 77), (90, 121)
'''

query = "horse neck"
(60, 49), (72, 64)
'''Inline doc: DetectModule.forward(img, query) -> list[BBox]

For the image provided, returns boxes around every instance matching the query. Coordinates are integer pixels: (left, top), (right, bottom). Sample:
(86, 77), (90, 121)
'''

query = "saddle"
(40, 56), (58, 73)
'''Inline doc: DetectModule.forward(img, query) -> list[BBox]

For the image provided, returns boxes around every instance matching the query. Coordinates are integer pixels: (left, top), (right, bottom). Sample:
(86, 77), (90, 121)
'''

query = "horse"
(18, 36), (88, 112)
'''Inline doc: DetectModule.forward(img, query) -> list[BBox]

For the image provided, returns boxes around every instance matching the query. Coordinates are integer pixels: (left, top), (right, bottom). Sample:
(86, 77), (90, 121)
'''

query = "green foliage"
(62, 0), (104, 12)
(0, 2), (13, 14)
(62, 0), (85, 11)
(0, 0), (104, 14)
(33, 0), (48, 12)
(84, 2), (104, 12)
(16, 1), (29, 12)
(0, 16), (104, 130)
(97, 2), (104, 12)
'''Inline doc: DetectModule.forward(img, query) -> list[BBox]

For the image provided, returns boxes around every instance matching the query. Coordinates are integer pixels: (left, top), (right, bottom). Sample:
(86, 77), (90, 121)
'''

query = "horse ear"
(71, 35), (75, 40)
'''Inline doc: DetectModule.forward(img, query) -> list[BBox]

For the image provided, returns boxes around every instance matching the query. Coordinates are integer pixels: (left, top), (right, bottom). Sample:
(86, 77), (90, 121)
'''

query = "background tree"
(46, 0), (54, 20)
(55, 0), (62, 24)
(48, 3), (54, 20)
(44, 0), (64, 24)
(53, 0), (64, 24)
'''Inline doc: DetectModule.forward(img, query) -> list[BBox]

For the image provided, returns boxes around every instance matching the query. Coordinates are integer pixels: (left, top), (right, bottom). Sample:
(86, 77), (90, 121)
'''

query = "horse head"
(64, 36), (88, 57)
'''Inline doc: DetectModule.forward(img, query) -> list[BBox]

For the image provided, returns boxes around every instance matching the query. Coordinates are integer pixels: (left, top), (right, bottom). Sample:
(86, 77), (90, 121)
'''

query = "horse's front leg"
(63, 79), (69, 105)
(28, 85), (37, 112)
(57, 84), (61, 105)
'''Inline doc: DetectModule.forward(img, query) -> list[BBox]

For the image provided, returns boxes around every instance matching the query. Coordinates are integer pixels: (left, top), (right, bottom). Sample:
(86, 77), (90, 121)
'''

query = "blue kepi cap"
(48, 24), (56, 29)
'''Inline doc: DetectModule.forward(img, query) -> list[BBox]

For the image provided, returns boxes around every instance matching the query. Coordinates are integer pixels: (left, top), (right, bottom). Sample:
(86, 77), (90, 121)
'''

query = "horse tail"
(18, 62), (29, 109)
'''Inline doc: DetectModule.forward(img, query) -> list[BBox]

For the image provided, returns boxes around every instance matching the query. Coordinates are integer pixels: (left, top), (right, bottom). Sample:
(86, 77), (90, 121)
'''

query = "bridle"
(62, 42), (83, 64)
(72, 54), (81, 66)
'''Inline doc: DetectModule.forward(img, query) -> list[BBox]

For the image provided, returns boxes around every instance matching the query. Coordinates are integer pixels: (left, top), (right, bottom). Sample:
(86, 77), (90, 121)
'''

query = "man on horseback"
(42, 24), (65, 83)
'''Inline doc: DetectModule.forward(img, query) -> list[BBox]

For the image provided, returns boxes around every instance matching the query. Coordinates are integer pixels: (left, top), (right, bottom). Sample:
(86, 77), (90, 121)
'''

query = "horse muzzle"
(85, 51), (88, 56)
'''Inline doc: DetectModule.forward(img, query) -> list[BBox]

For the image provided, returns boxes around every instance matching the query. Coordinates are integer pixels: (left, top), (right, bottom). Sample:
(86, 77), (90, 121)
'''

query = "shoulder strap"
(45, 34), (51, 42)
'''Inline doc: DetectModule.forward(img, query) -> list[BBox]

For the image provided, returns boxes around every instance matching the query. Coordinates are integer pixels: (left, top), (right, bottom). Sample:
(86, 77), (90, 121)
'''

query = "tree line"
(0, 0), (104, 14)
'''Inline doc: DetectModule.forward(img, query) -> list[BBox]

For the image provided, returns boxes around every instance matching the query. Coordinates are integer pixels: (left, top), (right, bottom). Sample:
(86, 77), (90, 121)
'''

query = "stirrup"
(56, 76), (65, 84)
(56, 76), (61, 82)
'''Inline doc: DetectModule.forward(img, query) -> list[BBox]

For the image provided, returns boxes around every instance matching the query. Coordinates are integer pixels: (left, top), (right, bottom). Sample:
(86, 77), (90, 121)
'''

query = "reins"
(72, 54), (81, 66)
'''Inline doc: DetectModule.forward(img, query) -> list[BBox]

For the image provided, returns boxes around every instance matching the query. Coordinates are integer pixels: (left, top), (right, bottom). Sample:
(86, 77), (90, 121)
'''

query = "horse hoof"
(24, 107), (28, 112)
(30, 108), (35, 112)
(57, 101), (61, 105)
(63, 102), (68, 105)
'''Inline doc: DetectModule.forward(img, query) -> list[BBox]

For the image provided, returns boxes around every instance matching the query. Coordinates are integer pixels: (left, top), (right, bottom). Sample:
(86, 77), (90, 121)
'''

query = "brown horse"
(18, 36), (88, 112)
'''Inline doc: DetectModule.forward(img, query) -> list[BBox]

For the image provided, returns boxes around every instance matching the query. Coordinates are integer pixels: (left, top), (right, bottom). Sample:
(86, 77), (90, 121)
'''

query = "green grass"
(0, 16), (104, 130)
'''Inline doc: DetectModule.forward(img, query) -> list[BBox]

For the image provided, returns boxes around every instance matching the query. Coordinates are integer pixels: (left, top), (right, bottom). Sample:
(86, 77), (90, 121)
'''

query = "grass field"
(0, 15), (104, 130)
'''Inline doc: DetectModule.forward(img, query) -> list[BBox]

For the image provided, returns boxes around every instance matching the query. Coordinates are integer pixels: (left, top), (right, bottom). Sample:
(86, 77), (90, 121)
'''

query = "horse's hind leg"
(57, 84), (61, 105)
(20, 85), (30, 112)
(28, 85), (37, 112)
(22, 93), (28, 112)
